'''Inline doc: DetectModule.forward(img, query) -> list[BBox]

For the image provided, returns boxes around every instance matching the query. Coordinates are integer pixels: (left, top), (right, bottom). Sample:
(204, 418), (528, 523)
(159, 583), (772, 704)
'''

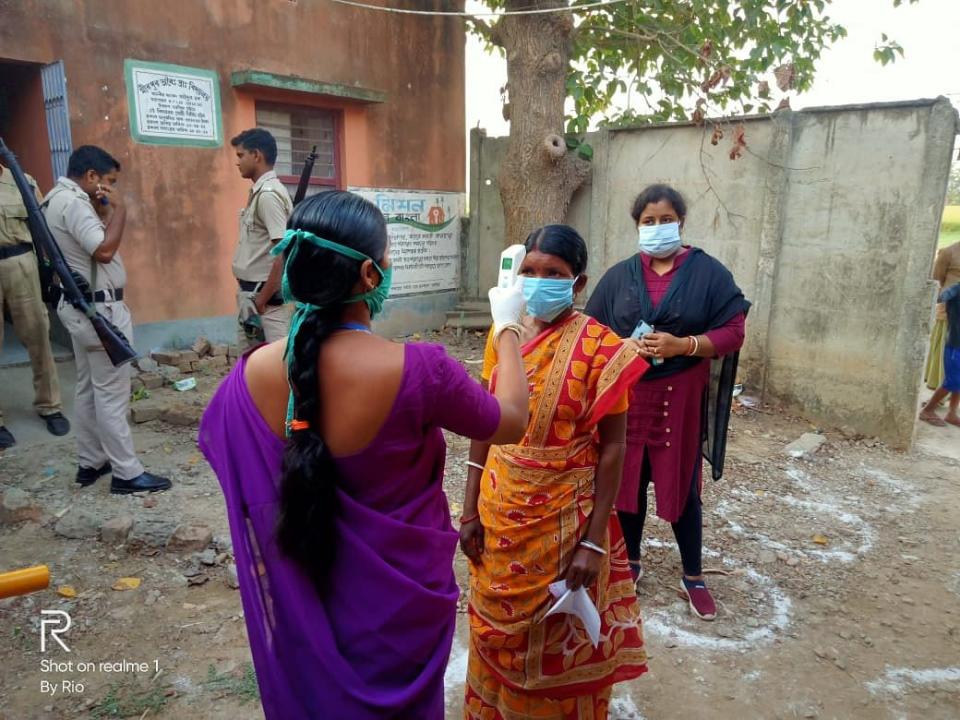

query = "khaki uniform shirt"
(232, 170), (292, 282)
(0, 167), (41, 247)
(42, 177), (127, 291)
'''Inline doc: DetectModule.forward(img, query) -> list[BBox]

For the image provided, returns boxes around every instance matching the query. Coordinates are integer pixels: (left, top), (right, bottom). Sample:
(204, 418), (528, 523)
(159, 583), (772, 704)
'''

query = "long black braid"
(275, 191), (387, 594)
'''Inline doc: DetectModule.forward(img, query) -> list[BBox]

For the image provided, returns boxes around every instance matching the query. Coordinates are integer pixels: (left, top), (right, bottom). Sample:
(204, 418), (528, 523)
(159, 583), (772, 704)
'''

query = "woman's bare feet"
(919, 410), (947, 427)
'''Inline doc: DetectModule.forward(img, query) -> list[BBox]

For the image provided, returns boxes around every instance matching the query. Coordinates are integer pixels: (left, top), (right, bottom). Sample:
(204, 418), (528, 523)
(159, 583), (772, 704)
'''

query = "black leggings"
(617, 451), (702, 577)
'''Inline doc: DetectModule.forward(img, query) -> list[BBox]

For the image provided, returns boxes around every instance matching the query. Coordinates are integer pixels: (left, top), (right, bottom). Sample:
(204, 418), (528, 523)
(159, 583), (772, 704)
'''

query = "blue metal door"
(41, 61), (72, 180)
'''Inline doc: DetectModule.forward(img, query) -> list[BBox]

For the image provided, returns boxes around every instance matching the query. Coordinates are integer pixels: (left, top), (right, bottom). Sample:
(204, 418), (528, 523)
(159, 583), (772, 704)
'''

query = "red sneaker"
(680, 577), (717, 621)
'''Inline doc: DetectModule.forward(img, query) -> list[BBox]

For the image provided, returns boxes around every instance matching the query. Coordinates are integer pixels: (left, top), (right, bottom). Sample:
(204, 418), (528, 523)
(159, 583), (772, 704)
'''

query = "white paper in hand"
(544, 580), (601, 648)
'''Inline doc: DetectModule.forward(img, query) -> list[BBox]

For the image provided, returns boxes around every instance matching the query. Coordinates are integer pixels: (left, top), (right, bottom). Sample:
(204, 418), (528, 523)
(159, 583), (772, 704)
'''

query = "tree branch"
(697, 126), (747, 227)
(467, 16), (504, 48)
(603, 26), (657, 43)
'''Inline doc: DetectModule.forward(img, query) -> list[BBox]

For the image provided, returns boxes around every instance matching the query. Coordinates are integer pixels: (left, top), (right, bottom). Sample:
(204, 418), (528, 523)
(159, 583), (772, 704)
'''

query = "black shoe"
(110, 472), (172, 495)
(76, 462), (112, 487)
(0, 426), (14, 449)
(42, 412), (71, 436)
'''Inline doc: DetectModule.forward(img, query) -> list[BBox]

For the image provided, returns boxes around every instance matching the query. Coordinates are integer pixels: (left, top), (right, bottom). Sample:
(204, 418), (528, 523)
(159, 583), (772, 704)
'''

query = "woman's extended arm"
(564, 412), (627, 590)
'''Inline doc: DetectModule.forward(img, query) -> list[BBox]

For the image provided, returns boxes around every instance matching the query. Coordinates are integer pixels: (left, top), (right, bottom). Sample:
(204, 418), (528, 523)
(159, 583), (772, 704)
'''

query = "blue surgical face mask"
(522, 276), (576, 322)
(638, 222), (682, 259)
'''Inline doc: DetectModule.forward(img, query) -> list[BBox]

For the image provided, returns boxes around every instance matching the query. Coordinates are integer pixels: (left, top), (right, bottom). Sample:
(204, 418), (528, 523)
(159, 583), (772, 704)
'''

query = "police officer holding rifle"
(0, 139), (171, 493)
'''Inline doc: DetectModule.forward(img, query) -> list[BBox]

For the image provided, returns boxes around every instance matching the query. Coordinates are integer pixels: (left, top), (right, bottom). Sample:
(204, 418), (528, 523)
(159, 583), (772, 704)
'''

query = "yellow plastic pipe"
(0, 565), (50, 599)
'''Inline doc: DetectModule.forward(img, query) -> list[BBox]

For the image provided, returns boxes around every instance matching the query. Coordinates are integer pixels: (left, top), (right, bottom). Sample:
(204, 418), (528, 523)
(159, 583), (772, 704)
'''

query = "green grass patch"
(10, 625), (30, 651)
(91, 677), (168, 719)
(941, 206), (960, 249)
(942, 228), (960, 249)
(201, 663), (260, 704)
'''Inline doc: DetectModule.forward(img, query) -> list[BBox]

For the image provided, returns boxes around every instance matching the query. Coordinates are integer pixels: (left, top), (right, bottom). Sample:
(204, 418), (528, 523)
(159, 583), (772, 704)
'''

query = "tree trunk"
(497, 0), (591, 247)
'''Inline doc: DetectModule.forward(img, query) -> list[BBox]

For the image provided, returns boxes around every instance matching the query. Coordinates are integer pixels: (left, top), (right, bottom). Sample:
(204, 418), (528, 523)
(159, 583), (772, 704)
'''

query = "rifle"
(8, 173), (60, 303)
(0, 138), (138, 367)
(293, 144), (318, 206)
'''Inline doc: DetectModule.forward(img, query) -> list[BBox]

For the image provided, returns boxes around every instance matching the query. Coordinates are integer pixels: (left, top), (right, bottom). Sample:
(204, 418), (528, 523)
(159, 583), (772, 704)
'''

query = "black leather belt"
(0, 242), (33, 260)
(237, 279), (284, 306)
(85, 288), (124, 303)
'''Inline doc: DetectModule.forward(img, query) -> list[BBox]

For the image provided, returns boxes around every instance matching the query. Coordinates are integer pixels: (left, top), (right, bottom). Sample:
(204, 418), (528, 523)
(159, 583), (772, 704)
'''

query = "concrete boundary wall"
(467, 98), (958, 448)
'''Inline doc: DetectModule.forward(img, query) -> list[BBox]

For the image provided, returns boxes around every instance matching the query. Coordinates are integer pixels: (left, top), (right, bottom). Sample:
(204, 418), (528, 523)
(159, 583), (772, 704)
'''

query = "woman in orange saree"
(460, 225), (649, 720)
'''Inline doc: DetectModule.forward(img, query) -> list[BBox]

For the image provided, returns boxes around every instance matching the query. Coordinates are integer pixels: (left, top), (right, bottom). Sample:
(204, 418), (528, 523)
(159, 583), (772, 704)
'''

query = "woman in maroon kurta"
(585, 184), (749, 620)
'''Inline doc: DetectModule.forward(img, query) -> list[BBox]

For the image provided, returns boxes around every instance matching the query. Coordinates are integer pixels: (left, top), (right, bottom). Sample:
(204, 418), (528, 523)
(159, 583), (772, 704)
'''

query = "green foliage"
(946, 165), (960, 206)
(941, 204), (960, 249)
(873, 33), (904, 66)
(91, 678), (168, 719)
(130, 386), (151, 402)
(564, 135), (595, 160)
(202, 663), (261, 704)
(10, 625), (30, 651)
(472, 0), (916, 132)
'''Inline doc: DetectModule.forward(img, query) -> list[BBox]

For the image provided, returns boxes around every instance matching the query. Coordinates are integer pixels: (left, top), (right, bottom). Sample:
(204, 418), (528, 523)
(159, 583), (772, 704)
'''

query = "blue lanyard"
(337, 322), (372, 333)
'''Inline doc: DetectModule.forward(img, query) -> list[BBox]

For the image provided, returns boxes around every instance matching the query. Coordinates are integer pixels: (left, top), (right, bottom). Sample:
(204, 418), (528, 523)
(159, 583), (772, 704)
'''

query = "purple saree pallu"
(199, 343), (500, 719)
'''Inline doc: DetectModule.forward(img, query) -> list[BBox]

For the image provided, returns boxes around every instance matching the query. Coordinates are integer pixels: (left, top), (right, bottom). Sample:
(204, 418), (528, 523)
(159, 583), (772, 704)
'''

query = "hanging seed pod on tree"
(729, 124), (747, 161)
(774, 63), (797, 92)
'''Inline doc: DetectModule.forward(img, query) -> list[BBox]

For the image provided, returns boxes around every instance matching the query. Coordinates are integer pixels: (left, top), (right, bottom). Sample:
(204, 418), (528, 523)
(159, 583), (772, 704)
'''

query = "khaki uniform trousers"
(0, 251), (62, 424)
(57, 299), (143, 480)
(236, 288), (293, 350)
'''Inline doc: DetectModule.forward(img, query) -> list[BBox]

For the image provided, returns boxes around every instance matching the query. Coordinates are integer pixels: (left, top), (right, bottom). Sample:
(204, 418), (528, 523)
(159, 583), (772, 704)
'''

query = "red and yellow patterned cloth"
(466, 313), (648, 719)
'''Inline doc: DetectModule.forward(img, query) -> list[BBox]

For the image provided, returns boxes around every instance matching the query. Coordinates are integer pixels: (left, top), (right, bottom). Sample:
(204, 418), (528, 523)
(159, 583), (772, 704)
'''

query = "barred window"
(254, 102), (340, 198)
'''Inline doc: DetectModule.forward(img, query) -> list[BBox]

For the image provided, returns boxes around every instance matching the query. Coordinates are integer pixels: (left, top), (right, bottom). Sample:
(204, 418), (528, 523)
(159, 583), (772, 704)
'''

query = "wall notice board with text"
(350, 188), (462, 296)
(124, 60), (222, 148)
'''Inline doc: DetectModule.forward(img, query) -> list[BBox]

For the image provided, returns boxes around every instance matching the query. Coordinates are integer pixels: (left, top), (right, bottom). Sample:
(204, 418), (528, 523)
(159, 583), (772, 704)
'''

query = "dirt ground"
(1, 328), (958, 720)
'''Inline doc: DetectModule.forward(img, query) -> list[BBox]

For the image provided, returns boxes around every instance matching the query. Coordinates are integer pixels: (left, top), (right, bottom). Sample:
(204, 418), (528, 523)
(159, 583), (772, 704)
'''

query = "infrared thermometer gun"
(498, 244), (526, 289)
(631, 320), (663, 365)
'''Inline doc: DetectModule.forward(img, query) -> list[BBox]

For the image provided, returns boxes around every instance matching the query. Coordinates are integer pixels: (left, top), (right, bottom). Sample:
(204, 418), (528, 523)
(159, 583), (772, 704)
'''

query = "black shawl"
(585, 248), (751, 479)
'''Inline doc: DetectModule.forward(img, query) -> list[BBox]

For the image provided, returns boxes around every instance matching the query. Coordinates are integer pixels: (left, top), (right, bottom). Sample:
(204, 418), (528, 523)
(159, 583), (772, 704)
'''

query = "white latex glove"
(488, 278), (525, 334)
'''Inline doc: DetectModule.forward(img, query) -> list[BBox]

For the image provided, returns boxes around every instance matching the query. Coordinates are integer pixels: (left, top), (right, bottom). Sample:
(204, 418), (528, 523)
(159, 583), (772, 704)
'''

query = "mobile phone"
(630, 321), (653, 340)
(97, 183), (109, 206)
(631, 320), (663, 365)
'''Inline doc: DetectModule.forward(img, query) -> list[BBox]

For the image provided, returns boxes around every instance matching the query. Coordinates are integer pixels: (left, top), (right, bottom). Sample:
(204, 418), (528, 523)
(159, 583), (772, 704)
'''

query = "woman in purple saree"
(199, 191), (529, 719)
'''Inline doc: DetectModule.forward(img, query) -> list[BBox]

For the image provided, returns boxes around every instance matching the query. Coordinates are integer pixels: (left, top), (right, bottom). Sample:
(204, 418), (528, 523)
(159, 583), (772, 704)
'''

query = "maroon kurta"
(620, 363), (708, 520)
(617, 249), (745, 521)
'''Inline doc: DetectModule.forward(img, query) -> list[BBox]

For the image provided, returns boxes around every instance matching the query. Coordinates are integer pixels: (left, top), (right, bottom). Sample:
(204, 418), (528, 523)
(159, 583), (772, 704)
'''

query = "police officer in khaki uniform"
(230, 128), (293, 348)
(0, 163), (69, 448)
(43, 146), (170, 493)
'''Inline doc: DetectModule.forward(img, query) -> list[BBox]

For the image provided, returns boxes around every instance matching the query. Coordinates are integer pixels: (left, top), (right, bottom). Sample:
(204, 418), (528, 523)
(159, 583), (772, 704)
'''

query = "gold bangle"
(494, 324), (521, 348)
